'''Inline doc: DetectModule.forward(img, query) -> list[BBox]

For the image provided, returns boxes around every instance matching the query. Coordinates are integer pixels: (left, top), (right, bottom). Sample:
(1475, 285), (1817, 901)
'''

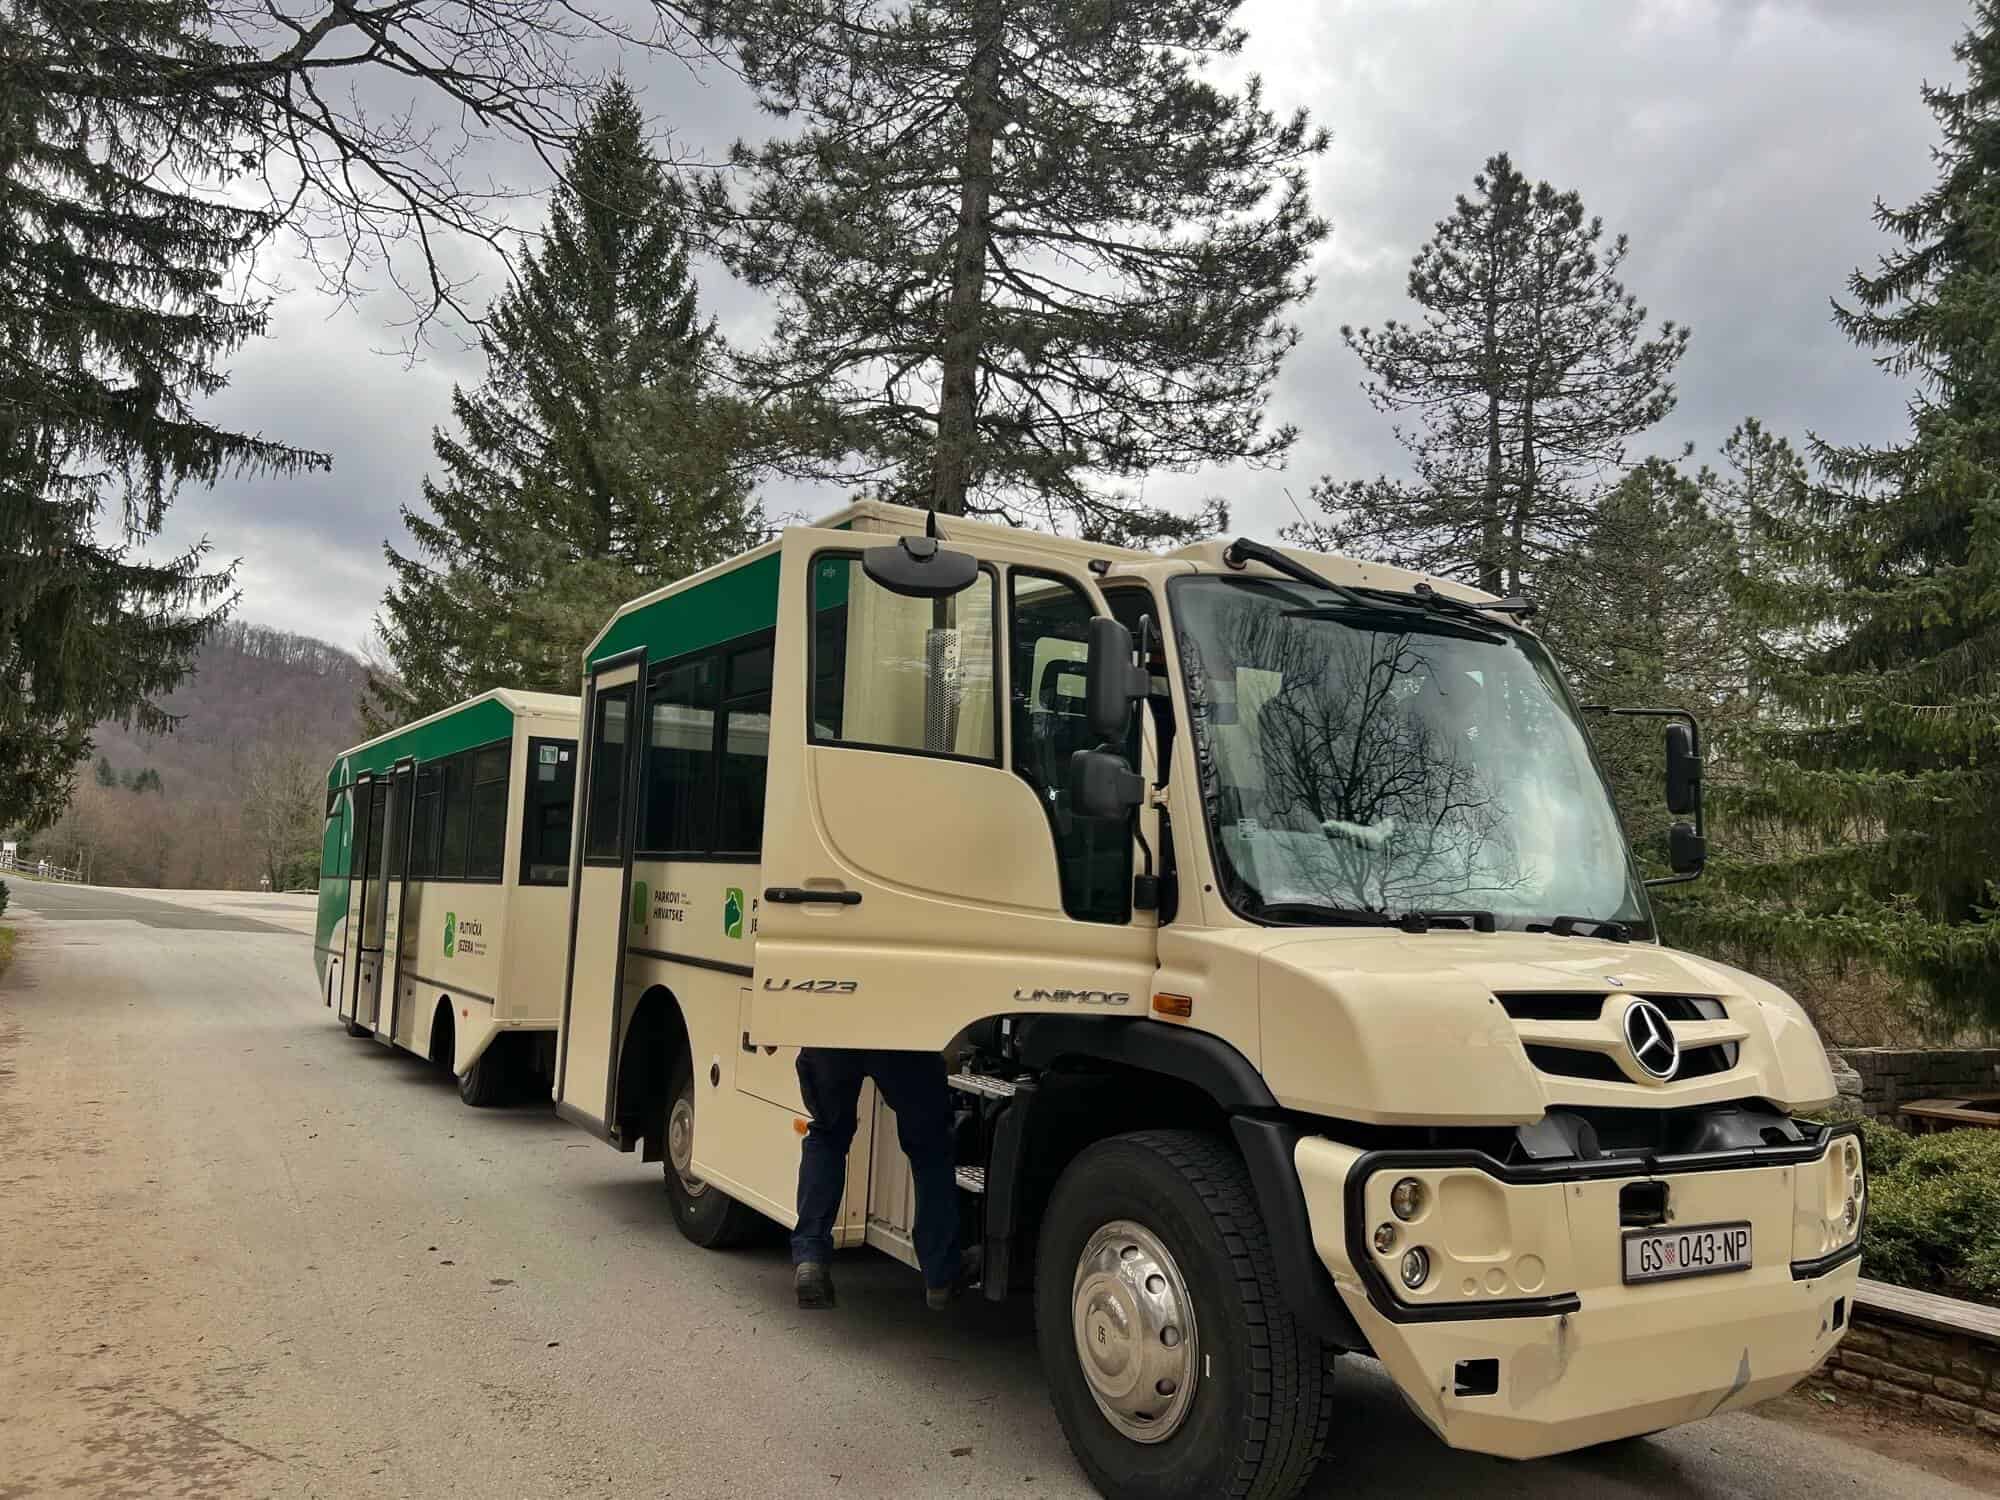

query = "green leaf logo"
(723, 886), (745, 940)
(443, 911), (456, 958)
(630, 879), (649, 929)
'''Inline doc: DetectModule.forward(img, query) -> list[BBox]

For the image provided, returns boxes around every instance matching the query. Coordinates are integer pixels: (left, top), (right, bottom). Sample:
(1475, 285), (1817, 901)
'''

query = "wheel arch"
(992, 1017), (1367, 1353)
(614, 984), (688, 1162)
(428, 997), (454, 1067)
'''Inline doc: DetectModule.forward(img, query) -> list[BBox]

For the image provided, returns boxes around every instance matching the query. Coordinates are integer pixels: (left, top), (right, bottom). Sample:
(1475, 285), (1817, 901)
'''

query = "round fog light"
(1400, 1246), (1430, 1290)
(1390, 1177), (1426, 1221)
(1373, 1221), (1397, 1254)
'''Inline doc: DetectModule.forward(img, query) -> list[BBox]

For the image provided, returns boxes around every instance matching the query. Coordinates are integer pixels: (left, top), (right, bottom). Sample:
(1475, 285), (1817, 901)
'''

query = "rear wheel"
(1035, 1130), (1336, 1500)
(664, 1054), (763, 1248)
(458, 1044), (507, 1107)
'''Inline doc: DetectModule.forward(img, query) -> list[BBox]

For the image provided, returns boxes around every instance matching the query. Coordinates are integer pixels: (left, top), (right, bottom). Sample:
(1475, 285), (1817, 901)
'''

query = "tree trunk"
(1478, 214), (1505, 596)
(931, 0), (1004, 516)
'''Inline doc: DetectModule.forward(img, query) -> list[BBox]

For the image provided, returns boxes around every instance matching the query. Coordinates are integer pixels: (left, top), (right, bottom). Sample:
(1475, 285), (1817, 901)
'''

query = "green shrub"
(1852, 1118), (2000, 1304)
(0, 877), (9, 917)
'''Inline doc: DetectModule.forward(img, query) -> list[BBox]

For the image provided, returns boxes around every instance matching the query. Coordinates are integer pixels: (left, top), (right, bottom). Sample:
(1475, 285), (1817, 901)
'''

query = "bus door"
(377, 759), (417, 1046)
(748, 526), (1158, 1052)
(556, 652), (644, 1131)
(338, 774), (380, 1029)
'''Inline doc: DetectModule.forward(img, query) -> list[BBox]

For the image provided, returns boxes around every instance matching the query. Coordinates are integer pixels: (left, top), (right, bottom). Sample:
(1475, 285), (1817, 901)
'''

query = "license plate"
(1622, 1221), (1753, 1284)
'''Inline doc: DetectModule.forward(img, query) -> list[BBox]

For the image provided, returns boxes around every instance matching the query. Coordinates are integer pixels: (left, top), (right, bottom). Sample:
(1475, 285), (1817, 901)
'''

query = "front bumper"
(1294, 1126), (1863, 1458)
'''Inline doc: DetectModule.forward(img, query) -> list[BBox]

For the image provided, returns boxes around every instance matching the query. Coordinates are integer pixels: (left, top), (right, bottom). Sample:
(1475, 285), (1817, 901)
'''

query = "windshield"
(1169, 576), (1651, 934)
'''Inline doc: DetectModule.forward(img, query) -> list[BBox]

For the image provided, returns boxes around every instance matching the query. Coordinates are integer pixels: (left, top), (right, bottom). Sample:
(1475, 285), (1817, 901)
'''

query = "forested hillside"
(27, 624), (364, 890)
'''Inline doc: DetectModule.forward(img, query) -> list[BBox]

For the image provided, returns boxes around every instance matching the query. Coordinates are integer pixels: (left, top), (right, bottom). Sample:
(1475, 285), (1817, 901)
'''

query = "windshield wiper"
(1248, 900), (1496, 934)
(1355, 582), (1537, 626)
(1222, 537), (1372, 609)
(1531, 914), (1633, 943)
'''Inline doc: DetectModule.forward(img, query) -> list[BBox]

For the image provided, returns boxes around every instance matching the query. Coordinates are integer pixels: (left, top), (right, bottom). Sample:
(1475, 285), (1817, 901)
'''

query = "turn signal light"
(1152, 992), (1193, 1019)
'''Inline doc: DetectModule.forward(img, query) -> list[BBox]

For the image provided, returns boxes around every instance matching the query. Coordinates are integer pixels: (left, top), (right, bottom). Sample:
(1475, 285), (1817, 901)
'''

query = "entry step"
(955, 1165), (987, 1194)
(948, 1071), (1018, 1098)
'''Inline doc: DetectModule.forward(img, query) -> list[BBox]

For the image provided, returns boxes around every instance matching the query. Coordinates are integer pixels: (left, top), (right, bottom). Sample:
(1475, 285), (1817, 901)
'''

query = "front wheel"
(1036, 1131), (1336, 1500)
(663, 1055), (763, 1248)
(458, 1045), (506, 1107)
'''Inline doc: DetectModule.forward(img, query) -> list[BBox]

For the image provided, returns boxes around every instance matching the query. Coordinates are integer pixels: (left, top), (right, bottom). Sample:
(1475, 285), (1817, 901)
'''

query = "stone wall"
(1830, 1047), (2000, 1122)
(1813, 1301), (2000, 1437)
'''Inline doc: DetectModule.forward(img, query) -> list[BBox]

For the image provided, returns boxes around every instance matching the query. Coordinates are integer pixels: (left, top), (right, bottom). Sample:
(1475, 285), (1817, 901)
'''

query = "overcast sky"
(162, 0), (1972, 651)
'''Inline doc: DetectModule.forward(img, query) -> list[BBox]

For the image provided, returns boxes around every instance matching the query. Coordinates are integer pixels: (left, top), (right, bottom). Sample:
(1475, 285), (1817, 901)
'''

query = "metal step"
(948, 1071), (1018, 1099)
(955, 1165), (987, 1194)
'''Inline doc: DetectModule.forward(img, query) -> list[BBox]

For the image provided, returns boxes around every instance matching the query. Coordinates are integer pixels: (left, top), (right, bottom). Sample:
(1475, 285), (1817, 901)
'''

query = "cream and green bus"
(316, 690), (579, 1105)
(553, 501), (1861, 1500)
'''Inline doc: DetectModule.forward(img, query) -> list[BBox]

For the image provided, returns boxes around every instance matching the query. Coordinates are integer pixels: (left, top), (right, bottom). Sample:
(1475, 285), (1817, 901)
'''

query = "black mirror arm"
(1579, 704), (1708, 887)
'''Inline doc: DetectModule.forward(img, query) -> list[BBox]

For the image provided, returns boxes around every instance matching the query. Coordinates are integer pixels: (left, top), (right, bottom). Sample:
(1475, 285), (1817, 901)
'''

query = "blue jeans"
(792, 1048), (961, 1289)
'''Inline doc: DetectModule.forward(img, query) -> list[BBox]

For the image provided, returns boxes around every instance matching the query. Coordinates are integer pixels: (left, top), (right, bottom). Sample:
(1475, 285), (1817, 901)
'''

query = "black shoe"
(926, 1248), (983, 1311)
(796, 1261), (836, 1309)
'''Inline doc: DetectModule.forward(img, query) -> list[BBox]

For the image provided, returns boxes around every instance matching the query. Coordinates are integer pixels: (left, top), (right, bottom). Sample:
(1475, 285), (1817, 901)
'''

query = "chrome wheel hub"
(1071, 1219), (1199, 1443)
(668, 1089), (708, 1198)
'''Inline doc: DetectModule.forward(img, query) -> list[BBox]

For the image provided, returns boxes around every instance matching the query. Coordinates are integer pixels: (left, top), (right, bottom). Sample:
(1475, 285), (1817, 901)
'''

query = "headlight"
(1400, 1247), (1430, 1289)
(1373, 1221), (1398, 1254)
(1390, 1177), (1426, 1221)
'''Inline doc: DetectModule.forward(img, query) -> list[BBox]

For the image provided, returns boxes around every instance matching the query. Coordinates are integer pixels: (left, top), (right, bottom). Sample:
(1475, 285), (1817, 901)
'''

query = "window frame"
(634, 628), (777, 864)
(1007, 565), (1136, 926)
(463, 740), (511, 883)
(584, 683), (637, 867)
(517, 735), (578, 887)
(804, 549), (1003, 768)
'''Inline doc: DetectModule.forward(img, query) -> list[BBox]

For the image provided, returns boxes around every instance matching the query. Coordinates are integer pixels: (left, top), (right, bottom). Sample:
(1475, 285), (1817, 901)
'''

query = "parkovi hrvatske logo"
(444, 910), (457, 957)
(723, 886), (745, 939)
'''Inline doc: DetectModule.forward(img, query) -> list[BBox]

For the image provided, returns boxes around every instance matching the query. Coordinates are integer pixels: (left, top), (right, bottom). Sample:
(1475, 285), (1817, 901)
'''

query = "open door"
(555, 652), (644, 1130)
(377, 759), (416, 1045)
(748, 526), (1157, 1051)
(338, 774), (381, 1028)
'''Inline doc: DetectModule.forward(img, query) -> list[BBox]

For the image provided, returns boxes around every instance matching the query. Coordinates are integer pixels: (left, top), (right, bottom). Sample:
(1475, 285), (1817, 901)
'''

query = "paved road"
(2, 883), (1996, 1499)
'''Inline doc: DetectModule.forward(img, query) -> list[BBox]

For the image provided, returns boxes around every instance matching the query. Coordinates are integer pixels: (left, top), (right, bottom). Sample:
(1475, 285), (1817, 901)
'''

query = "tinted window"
(409, 766), (441, 879)
(585, 686), (634, 861)
(467, 744), (509, 879)
(520, 737), (576, 885)
(1011, 571), (1131, 922)
(437, 755), (470, 879)
(717, 644), (772, 854)
(810, 555), (996, 760)
(642, 657), (716, 853)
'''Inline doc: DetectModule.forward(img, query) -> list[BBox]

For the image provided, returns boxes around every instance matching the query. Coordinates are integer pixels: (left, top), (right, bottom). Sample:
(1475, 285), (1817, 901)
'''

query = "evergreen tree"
(0, 3), (318, 834)
(1685, 7), (2000, 1026)
(374, 81), (764, 722)
(693, 0), (1328, 535)
(94, 758), (117, 789)
(1299, 154), (1686, 596)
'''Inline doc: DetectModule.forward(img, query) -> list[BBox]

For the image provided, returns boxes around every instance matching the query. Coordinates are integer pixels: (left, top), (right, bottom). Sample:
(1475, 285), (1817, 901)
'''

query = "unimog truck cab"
(553, 503), (1862, 1500)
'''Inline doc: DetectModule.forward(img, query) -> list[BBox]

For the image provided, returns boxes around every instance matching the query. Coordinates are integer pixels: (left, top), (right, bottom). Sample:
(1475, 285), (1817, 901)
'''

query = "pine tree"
(1687, 8), (2000, 1025)
(693, 0), (1328, 535)
(374, 81), (764, 722)
(1298, 154), (1686, 596)
(93, 758), (116, 789)
(0, 2), (321, 834)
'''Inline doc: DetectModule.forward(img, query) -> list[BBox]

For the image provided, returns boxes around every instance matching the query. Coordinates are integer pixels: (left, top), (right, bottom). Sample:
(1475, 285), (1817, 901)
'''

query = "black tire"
(343, 1018), (370, 1038)
(663, 1054), (763, 1248)
(458, 1044), (507, 1107)
(1035, 1131), (1337, 1500)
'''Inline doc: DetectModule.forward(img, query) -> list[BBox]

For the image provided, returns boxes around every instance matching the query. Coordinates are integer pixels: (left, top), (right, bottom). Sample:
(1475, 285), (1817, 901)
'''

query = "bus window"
(437, 755), (470, 880)
(466, 744), (509, 880)
(717, 642), (772, 855)
(409, 766), (441, 879)
(642, 656), (717, 855)
(519, 738), (576, 885)
(585, 686), (634, 863)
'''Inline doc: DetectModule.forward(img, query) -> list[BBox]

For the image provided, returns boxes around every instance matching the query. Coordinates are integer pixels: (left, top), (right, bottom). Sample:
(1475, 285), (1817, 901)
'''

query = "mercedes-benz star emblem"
(1622, 999), (1680, 1081)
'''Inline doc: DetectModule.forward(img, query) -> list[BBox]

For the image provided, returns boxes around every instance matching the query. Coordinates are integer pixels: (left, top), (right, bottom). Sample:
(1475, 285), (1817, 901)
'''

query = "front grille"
(1505, 991), (1737, 1085)
(1497, 993), (1606, 1022)
(1524, 1045), (1625, 1082)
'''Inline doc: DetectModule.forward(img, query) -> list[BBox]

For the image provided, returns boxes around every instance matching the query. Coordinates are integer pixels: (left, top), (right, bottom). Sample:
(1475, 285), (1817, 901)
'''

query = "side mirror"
(1070, 748), (1146, 821)
(1084, 616), (1150, 741)
(861, 536), (978, 599)
(1668, 820), (1707, 875)
(1665, 722), (1701, 816)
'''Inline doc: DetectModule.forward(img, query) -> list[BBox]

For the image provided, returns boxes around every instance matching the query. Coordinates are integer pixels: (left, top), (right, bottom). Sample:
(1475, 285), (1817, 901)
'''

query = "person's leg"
(869, 1050), (962, 1291)
(792, 1049), (865, 1278)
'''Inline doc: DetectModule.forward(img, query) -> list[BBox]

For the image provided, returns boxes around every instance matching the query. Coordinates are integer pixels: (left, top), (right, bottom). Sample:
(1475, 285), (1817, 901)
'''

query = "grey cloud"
(163, 0), (1974, 645)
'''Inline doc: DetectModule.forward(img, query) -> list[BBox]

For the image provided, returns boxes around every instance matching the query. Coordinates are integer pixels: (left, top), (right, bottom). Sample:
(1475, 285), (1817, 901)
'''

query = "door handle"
(765, 886), (862, 906)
